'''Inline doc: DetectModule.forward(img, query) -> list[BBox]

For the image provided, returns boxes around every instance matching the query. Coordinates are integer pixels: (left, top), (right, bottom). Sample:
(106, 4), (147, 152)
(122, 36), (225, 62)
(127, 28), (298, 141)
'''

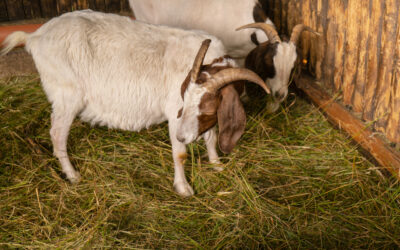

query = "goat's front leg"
(202, 127), (223, 171)
(168, 123), (194, 197)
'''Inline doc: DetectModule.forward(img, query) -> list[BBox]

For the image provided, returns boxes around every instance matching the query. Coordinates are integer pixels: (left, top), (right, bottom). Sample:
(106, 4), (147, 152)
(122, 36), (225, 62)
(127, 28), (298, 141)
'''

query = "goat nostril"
(177, 135), (185, 143)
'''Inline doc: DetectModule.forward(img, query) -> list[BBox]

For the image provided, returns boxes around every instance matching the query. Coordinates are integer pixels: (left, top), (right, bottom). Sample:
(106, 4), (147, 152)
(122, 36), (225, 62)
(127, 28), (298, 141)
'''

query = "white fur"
(1, 10), (229, 197)
(129, 0), (273, 61)
(129, 0), (296, 113)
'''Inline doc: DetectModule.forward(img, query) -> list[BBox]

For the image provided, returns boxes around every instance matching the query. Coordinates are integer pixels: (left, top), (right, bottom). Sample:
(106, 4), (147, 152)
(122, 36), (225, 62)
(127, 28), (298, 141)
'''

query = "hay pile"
(1, 76), (399, 248)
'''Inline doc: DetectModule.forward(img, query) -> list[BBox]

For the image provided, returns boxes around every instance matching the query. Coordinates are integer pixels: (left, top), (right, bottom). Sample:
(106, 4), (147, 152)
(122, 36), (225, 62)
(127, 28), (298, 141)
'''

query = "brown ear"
(217, 84), (246, 154)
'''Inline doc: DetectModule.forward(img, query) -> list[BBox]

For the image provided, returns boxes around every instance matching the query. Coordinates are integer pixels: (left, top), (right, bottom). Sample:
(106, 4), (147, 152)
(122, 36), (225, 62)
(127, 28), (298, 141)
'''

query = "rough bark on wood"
(352, 0), (370, 113)
(342, 0), (360, 106)
(373, 0), (399, 132)
(322, 0), (336, 90)
(386, 9), (400, 143)
(333, 0), (346, 92)
(296, 75), (400, 178)
(57, 0), (72, 14)
(363, 1), (384, 122)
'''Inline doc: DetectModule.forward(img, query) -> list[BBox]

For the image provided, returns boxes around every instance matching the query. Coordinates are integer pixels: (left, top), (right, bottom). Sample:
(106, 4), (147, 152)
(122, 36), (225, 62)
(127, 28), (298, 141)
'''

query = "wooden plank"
(322, 0), (336, 89)
(307, 0), (318, 77)
(120, 0), (130, 13)
(296, 75), (400, 179)
(40, 0), (57, 17)
(332, 0), (347, 91)
(105, 0), (120, 13)
(77, 0), (89, 9)
(373, 0), (399, 132)
(94, 0), (106, 12)
(314, 0), (327, 80)
(0, 0), (9, 22)
(386, 6), (400, 143)
(342, 0), (361, 106)
(5, 0), (25, 20)
(363, 1), (384, 122)
(352, 0), (370, 113)
(57, 0), (72, 14)
(22, 0), (42, 19)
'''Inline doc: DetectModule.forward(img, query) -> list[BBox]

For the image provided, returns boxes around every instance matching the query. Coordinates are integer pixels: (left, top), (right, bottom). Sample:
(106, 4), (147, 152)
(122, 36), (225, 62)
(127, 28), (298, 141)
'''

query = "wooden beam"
(296, 75), (400, 178)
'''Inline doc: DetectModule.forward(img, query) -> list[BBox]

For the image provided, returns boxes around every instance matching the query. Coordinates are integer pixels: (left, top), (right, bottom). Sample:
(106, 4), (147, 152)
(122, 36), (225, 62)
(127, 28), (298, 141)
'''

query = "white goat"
(1, 10), (270, 197)
(129, 0), (319, 112)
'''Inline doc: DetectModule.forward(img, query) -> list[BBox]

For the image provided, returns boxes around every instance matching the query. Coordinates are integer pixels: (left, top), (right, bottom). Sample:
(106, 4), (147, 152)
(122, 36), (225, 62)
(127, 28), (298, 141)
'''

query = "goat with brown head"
(236, 23), (319, 113)
(176, 39), (270, 154)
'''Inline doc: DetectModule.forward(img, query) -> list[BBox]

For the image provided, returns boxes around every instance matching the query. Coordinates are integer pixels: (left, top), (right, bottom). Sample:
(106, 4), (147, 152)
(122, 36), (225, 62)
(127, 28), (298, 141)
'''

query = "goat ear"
(217, 85), (246, 154)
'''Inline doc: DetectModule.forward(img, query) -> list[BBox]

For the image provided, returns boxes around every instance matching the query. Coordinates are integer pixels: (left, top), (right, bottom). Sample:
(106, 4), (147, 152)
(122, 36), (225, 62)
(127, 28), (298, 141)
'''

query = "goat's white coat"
(1, 10), (230, 197)
(128, 0), (297, 113)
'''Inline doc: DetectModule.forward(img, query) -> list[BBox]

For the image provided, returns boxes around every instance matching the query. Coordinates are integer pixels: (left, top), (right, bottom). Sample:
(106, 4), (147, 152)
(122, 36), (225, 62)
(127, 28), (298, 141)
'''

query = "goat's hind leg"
(49, 90), (83, 183)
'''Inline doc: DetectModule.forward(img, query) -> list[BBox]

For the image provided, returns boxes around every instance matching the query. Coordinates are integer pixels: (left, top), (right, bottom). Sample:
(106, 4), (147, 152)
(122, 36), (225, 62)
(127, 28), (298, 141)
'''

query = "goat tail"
(0, 31), (28, 56)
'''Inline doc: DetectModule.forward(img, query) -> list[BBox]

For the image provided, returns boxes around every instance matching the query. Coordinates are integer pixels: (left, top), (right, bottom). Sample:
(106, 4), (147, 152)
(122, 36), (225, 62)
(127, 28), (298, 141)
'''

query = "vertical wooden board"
(57, 0), (72, 14)
(105, 0), (120, 13)
(322, 0), (337, 89)
(120, 0), (130, 13)
(363, 1), (384, 122)
(373, 0), (399, 132)
(94, 0), (105, 11)
(307, 0), (319, 76)
(0, 0), (9, 21)
(333, 0), (347, 92)
(386, 13), (400, 143)
(315, 0), (328, 80)
(23, 0), (42, 19)
(77, 0), (89, 9)
(88, 0), (96, 9)
(5, 0), (25, 20)
(342, 0), (361, 105)
(40, 0), (57, 17)
(300, 0), (311, 70)
(352, 0), (370, 113)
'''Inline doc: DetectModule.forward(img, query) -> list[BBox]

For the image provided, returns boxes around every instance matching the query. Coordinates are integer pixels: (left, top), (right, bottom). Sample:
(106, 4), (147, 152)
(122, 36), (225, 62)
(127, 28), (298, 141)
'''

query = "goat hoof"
(66, 171), (81, 184)
(174, 182), (194, 197)
(210, 160), (224, 172)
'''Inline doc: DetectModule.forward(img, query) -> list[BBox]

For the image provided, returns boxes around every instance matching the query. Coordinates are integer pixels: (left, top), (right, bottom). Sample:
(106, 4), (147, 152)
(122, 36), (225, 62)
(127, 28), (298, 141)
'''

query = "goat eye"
(177, 108), (183, 118)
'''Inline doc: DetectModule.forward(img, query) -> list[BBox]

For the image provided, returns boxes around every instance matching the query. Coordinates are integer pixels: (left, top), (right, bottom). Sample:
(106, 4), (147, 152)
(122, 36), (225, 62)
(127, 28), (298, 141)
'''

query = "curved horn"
(191, 39), (211, 82)
(236, 23), (281, 43)
(290, 24), (321, 45)
(204, 68), (271, 94)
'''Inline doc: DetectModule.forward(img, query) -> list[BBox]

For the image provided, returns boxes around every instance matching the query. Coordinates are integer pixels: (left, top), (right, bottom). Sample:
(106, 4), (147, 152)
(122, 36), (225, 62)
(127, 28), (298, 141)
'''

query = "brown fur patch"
(253, 2), (268, 23)
(245, 42), (278, 80)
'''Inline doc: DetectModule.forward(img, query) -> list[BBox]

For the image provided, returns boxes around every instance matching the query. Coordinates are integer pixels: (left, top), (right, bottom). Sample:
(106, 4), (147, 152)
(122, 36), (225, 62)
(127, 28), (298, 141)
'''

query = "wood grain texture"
(373, 0), (399, 132)
(57, 0), (72, 14)
(322, 0), (336, 89)
(352, 0), (370, 113)
(5, 0), (25, 20)
(297, 75), (400, 178)
(22, 0), (41, 19)
(333, 0), (346, 92)
(40, 0), (57, 17)
(105, 0), (119, 13)
(0, 0), (9, 22)
(363, 1), (384, 122)
(342, 0), (360, 106)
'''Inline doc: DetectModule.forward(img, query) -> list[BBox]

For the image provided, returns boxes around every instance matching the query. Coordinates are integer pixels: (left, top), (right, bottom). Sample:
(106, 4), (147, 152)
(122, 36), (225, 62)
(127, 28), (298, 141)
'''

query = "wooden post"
(333, 0), (346, 92)
(373, 0), (399, 132)
(322, 0), (336, 90)
(352, 0), (370, 113)
(5, 0), (25, 20)
(22, 0), (42, 19)
(40, 0), (57, 17)
(58, 0), (72, 14)
(0, 0), (9, 22)
(296, 75), (400, 178)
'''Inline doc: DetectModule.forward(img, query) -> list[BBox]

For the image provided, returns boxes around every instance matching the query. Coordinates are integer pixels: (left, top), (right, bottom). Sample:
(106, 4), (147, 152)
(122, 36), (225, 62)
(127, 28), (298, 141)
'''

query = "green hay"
(1, 75), (399, 248)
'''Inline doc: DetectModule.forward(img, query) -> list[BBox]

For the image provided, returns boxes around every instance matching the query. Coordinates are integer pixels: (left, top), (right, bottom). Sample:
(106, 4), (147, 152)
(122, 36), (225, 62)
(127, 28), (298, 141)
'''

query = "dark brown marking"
(245, 41), (278, 81)
(253, 2), (268, 23)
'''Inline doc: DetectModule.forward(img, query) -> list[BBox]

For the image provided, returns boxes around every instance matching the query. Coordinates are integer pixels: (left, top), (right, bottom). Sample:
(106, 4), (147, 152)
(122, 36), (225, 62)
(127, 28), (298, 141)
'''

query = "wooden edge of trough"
(296, 75), (400, 179)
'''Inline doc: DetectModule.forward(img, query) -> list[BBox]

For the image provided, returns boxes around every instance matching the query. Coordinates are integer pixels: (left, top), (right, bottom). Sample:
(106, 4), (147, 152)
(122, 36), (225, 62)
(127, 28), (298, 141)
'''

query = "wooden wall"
(0, 0), (131, 22)
(266, 0), (400, 144)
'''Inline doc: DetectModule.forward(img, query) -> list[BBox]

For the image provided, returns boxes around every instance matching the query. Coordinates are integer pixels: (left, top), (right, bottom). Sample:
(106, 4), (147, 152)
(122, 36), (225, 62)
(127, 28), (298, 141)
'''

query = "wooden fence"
(264, 0), (400, 144)
(0, 0), (131, 22)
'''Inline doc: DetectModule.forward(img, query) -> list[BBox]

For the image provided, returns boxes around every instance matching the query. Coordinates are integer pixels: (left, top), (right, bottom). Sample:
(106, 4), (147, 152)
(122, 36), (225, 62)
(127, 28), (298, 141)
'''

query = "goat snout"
(177, 135), (186, 143)
(274, 89), (288, 102)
